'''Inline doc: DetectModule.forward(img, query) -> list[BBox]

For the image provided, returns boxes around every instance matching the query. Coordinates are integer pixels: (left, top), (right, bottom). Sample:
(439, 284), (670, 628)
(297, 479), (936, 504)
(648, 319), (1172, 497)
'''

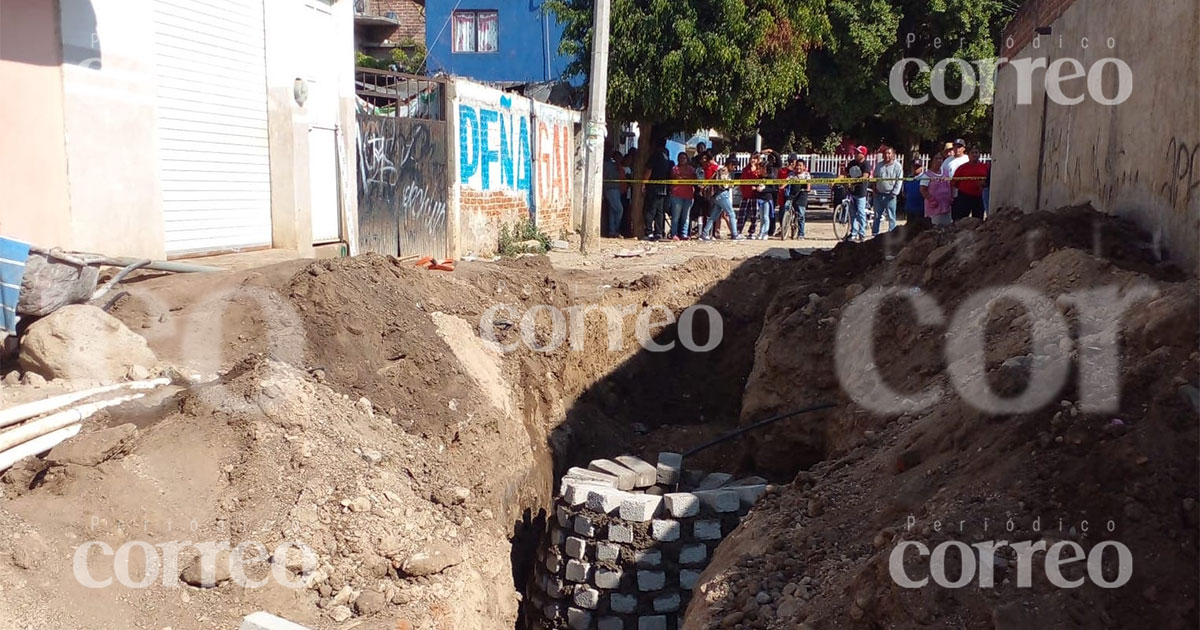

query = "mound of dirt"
(684, 206), (1199, 629)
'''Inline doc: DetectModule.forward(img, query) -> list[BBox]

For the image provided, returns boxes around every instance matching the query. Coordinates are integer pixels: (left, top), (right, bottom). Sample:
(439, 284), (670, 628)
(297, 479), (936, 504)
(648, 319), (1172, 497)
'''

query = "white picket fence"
(715, 152), (991, 175)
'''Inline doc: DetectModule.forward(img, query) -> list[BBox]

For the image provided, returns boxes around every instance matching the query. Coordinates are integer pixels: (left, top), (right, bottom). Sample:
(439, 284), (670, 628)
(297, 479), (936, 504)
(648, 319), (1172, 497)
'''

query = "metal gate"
(355, 69), (448, 258)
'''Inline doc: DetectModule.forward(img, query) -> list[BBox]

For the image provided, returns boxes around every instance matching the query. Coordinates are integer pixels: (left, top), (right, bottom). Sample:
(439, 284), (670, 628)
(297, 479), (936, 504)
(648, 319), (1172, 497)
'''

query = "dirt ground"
(0, 207), (1196, 630)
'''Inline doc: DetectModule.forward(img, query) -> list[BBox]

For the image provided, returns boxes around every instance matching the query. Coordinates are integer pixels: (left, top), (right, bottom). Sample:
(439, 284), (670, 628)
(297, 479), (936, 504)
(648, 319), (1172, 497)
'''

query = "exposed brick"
(545, 553), (562, 573)
(679, 569), (701, 590)
(637, 570), (666, 592)
(610, 593), (638, 614)
(693, 519), (722, 541)
(730, 484), (767, 509)
(567, 607), (592, 630)
(564, 467), (620, 488)
(565, 536), (588, 560)
(586, 487), (625, 515)
(618, 493), (662, 522)
(573, 585), (601, 610)
(574, 514), (597, 537)
(543, 601), (564, 621)
(564, 480), (609, 506)
(607, 522), (633, 543)
(594, 567), (622, 589)
(652, 592), (681, 612)
(679, 544), (707, 566)
(556, 505), (571, 527)
(598, 617), (625, 630)
(596, 542), (621, 562)
(656, 452), (682, 484)
(588, 459), (638, 490)
(663, 493), (700, 518)
(632, 549), (662, 568)
(637, 615), (668, 630)
(614, 455), (658, 487)
(651, 519), (681, 542)
(697, 472), (734, 490)
(693, 489), (740, 513)
(565, 560), (591, 583)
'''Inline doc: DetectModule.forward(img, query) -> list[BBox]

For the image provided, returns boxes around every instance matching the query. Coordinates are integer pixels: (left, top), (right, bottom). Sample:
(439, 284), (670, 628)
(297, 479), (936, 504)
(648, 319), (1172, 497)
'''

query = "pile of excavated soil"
(0, 252), (753, 630)
(685, 206), (1199, 629)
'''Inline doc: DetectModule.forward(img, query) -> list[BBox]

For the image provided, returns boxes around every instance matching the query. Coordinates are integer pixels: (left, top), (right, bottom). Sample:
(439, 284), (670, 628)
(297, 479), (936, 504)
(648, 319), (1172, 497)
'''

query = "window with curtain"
(451, 10), (499, 53)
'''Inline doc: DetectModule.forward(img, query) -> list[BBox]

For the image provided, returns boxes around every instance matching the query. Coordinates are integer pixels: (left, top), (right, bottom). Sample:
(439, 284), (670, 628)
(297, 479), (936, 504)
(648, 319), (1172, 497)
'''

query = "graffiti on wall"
(534, 104), (574, 218)
(357, 114), (448, 258)
(1164, 137), (1199, 211)
(458, 95), (533, 208)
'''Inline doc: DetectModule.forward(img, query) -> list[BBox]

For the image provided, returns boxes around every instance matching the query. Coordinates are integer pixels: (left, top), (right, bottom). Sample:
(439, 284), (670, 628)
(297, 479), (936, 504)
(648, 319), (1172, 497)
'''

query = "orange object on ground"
(413, 256), (434, 268)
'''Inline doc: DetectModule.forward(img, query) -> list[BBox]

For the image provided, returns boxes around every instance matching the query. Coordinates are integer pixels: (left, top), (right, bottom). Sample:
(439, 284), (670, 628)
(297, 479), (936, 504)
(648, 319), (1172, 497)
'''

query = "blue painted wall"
(425, 0), (571, 83)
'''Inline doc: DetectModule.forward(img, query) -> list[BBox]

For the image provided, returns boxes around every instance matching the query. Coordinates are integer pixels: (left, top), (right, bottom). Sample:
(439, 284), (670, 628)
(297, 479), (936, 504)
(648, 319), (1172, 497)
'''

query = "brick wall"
(459, 190), (533, 254)
(1001, 0), (1079, 56)
(365, 0), (425, 42)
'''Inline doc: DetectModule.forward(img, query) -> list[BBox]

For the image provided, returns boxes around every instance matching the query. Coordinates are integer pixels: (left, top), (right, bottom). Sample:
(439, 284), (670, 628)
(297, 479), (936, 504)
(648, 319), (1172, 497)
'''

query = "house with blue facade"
(424, 0), (570, 83)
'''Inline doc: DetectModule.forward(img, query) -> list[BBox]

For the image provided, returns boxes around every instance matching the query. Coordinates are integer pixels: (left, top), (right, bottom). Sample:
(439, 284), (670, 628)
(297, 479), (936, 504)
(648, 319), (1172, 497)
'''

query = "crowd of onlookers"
(601, 137), (992, 242)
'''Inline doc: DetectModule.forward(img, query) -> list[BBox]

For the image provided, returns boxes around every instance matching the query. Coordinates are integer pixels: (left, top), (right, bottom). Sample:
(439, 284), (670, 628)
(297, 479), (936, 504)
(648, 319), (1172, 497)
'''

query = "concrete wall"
(59, 0), (165, 259)
(0, 1), (73, 250)
(264, 0), (359, 258)
(991, 0), (1200, 272)
(425, 0), (568, 83)
(449, 78), (580, 255)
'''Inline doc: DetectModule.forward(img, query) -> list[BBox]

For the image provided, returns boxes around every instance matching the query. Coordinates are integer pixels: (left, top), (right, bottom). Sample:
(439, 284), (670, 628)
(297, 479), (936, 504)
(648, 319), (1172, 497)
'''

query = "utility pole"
(579, 0), (612, 254)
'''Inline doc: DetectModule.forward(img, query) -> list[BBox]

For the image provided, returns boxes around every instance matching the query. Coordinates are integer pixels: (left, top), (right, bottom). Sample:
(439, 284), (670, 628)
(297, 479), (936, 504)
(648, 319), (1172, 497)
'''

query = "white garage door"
(153, 0), (272, 255)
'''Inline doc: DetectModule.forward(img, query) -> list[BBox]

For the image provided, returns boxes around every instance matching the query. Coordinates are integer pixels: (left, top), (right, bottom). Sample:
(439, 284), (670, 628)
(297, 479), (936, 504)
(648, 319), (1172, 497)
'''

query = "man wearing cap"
(846, 146), (872, 241)
(951, 147), (989, 220)
(944, 139), (969, 177)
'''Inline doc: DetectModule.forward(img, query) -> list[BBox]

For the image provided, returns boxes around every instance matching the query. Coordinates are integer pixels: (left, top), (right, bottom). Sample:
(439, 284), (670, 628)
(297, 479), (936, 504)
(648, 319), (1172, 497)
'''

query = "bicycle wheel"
(832, 199), (850, 241)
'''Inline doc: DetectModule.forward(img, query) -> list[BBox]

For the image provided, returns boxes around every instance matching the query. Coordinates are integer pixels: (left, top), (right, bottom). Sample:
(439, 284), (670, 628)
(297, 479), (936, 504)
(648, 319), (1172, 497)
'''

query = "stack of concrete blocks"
(528, 453), (768, 630)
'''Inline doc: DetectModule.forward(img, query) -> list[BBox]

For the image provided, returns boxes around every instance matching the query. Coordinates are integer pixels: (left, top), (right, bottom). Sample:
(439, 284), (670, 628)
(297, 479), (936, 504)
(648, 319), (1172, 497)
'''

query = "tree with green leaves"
(760, 0), (1014, 153)
(547, 0), (831, 235)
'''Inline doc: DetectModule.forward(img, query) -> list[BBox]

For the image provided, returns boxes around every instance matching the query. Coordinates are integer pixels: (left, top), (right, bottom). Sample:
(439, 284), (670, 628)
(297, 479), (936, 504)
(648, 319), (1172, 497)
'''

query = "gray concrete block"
(574, 514), (598, 537)
(619, 493), (663, 522)
(586, 486), (626, 514)
(651, 519), (681, 542)
(573, 585), (602, 609)
(607, 521), (633, 543)
(564, 480), (610, 506)
(566, 559), (591, 583)
(598, 617), (625, 630)
(632, 549), (662, 567)
(543, 601), (564, 621)
(546, 575), (567, 597)
(656, 452), (682, 485)
(663, 492), (700, 518)
(596, 542), (621, 562)
(551, 526), (566, 547)
(615, 455), (659, 488)
(653, 592), (681, 612)
(546, 553), (562, 573)
(679, 544), (707, 566)
(565, 466), (620, 487)
(568, 607), (592, 630)
(638, 615), (668, 630)
(594, 567), (622, 589)
(730, 484), (767, 509)
(588, 459), (639, 490)
(693, 489), (740, 513)
(697, 472), (734, 490)
(679, 569), (701, 590)
(565, 536), (588, 560)
(556, 504), (572, 527)
(610, 593), (638, 614)
(682, 469), (707, 487)
(240, 612), (312, 630)
(693, 519), (722, 540)
(637, 570), (666, 592)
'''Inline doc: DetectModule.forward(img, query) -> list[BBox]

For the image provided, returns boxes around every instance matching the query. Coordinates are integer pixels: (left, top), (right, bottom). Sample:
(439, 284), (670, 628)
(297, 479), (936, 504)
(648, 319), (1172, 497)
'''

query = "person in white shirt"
(944, 138), (969, 177)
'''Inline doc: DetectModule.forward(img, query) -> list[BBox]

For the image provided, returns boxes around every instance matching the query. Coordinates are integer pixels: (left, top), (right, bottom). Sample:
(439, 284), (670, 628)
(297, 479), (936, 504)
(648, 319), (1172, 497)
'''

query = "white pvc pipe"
(0, 378), (168, 430)
(0, 393), (144, 454)
(0, 424), (81, 473)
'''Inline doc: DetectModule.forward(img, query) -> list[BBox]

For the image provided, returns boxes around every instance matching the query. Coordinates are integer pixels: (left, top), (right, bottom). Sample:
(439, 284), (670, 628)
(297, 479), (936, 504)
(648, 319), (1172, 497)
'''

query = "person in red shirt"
(668, 152), (696, 240)
(950, 147), (989, 221)
(739, 153), (765, 237)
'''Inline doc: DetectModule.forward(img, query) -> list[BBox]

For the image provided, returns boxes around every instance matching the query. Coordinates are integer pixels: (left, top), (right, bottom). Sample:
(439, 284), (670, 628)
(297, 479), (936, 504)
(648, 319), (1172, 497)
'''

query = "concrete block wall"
(528, 454), (768, 630)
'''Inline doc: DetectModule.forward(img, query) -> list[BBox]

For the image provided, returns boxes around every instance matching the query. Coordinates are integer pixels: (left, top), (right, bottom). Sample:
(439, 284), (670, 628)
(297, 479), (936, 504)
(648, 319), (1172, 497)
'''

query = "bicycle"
(832, 189), (874, 241)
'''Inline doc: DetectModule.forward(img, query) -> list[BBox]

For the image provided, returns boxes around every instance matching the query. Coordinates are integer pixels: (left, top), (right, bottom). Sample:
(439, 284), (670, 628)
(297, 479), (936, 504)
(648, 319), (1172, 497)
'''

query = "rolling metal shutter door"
(153, 0), (272, 254)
